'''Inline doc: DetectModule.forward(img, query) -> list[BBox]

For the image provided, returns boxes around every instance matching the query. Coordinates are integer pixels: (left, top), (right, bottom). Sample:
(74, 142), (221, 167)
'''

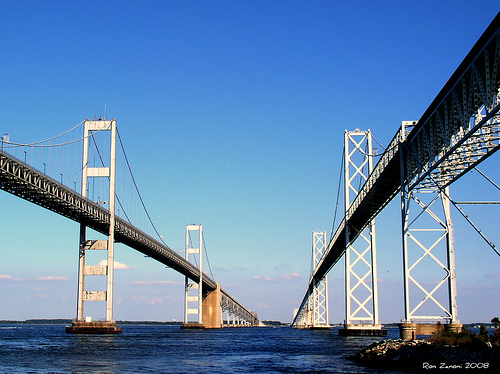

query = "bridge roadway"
(295, 12), (500, 318)
(0, 149), (255, 323)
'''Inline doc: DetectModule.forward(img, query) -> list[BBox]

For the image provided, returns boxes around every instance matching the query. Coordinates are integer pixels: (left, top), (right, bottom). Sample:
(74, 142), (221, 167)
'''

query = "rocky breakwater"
(352, 339), (500, 372)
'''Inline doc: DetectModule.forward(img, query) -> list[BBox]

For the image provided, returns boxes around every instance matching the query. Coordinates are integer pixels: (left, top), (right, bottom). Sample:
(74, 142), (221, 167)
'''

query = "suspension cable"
(330, 146), (345, 241)
(1, 121), (85, 147)
(202, 235), (215, 281)
(116, 129), (167, 246)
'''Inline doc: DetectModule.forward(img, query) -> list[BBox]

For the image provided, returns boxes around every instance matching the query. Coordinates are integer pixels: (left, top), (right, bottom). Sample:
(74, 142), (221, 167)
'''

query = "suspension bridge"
(292, 12), (500, 338)
(1, 11), (499, 338)
(0, 119), (258, 332)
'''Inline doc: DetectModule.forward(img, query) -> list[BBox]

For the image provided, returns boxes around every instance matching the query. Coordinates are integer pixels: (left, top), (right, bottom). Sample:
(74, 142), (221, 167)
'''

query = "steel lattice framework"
(400, 186), (458, 323)
(292, 232), (329, 328)
(312, 232), (329, 327)
(343, 130), (380, 327)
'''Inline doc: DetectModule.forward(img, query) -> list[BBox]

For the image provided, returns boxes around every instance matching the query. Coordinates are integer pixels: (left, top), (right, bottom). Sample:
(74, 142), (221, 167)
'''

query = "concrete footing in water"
(339, 324), (388, 337)
(65, 321), (123, 334)
(180, 323), (207, 329)
(309, 325), (333, 330)
(398, 322), (463, 340)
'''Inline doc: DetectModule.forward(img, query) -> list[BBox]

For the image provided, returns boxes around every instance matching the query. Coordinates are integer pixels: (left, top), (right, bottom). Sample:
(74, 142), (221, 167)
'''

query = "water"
(0, 324), (402, 373)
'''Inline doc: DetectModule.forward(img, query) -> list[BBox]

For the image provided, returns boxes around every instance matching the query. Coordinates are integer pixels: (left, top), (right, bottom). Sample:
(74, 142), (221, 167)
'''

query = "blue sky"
(1, 1), (499, 324)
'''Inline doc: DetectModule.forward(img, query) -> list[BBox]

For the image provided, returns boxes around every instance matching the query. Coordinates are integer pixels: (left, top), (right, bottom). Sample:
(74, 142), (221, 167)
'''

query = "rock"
(352, 339), (500, 372)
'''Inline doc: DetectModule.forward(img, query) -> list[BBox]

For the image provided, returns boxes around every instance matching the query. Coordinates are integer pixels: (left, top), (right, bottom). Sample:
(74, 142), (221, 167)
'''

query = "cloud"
(133, 280), (179, 286)
(280, 273), (300, 281)
(253, 273), (301, 282)
(37, 276), (68, 281)
(0, 274), (23, 281)
(148, 298), (163, 305)
(132, 296), (163, 305)
(26, 293), (48, 300)
(99, 260), (131, 270)
(253, 276), (275, 282)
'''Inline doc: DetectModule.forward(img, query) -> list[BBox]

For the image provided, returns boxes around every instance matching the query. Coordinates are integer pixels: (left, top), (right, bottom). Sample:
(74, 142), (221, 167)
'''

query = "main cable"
(117, 129), (167, 246)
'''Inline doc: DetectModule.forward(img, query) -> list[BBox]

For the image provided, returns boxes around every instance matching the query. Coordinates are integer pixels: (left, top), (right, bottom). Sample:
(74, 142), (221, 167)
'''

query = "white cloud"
(253, 275), (275, 282)
(253, 273), (301, 282)
(280, 273), (300, 281)
(99, 260), (131, 270)
(37, 276), (68, 281)
(132, 296), (163, 305)
(133, 280), (178, 285)
(0, 274), (23, 281)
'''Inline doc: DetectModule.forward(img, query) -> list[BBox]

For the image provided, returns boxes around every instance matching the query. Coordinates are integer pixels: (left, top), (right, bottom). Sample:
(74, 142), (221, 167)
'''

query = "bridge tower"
(291, 232), (330, 329)
(66, 119), (122, 334)
(340, 129), (385, 336)
(183, 224), (204, 328)
(399, 121), (461, 340)
(310, 231), (331, 329)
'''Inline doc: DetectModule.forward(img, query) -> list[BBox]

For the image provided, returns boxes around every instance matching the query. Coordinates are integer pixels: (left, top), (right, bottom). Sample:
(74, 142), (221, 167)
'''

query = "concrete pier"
(180, 323), (206, 329)
(398, 322), (464, 340)
(309, 325), (333, 330)
(182, 284), (222, 329)
(339, 324), (387, 337)
(66, 321), (122, 334)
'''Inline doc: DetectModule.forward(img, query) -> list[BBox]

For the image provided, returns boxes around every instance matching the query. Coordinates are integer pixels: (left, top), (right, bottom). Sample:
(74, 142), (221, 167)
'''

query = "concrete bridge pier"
(182, 283), (223, 329)
(399, 322), (463, 340)
(202, 284), (222, 329)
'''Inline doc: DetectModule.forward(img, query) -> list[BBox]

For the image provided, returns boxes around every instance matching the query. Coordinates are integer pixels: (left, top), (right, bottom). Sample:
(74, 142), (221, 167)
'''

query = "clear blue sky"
(1, 1), (499, 324)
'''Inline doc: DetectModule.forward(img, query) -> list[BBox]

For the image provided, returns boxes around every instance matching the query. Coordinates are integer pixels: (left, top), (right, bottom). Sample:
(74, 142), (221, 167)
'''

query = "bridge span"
(293, 11), (500, 334)
(0, 123), (258, 331)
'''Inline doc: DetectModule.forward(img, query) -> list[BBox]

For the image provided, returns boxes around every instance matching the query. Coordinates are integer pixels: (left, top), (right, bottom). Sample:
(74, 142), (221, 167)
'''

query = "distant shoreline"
(0, 319), (289, 326)
(0, 319), (183, 326)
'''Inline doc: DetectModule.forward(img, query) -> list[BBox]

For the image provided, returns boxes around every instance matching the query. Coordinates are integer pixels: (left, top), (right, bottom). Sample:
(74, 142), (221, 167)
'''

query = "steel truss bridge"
(293, 12), (500, 328)
(0, 129), (257, 329)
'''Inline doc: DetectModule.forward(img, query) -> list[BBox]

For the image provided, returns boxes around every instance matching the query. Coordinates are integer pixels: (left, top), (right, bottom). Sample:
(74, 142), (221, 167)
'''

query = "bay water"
(0, 324), (403, 373)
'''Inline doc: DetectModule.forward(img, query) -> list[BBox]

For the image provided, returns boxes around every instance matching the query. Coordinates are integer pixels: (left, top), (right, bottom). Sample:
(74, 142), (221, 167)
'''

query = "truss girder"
(405, 20), (500, 190)
(220, 289), (258, 325)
